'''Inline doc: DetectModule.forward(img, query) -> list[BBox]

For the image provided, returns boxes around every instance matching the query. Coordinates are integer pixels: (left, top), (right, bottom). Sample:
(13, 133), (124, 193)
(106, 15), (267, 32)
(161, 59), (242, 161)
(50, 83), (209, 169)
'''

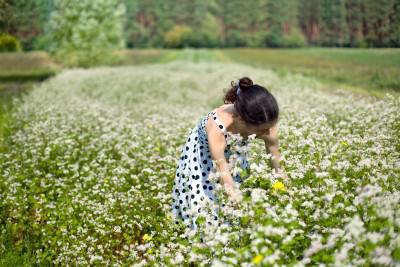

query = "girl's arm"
(205, 117), (241, 200)
(205, 117), (233, 185)
(261, 125), (288, 179)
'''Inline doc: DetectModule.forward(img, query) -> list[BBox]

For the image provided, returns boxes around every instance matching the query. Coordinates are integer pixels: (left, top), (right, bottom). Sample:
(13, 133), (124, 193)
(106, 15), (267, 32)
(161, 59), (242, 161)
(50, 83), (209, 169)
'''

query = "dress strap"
(211, 110), (228, 138)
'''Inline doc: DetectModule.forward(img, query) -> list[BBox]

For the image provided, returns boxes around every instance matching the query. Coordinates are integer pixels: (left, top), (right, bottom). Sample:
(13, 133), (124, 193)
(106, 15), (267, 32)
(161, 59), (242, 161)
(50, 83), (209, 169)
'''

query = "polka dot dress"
(171, 109), (250, 231)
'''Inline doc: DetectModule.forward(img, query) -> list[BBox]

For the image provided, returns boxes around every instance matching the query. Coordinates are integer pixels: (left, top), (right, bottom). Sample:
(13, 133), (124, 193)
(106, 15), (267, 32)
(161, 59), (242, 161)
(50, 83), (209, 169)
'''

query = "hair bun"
(238, 76), (253, 90)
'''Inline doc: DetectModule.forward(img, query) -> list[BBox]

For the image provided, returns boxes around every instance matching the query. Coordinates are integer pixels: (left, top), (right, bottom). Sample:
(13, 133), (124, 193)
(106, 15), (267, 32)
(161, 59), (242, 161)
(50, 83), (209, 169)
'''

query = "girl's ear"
(236, 114), (245, 122)
(237, 116), (246, 125)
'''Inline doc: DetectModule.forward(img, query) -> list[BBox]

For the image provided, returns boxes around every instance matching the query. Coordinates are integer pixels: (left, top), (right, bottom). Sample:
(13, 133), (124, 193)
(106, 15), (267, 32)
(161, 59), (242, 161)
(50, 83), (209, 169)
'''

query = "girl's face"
(233, 113), (277, 138)
(246, 120), (277, 138)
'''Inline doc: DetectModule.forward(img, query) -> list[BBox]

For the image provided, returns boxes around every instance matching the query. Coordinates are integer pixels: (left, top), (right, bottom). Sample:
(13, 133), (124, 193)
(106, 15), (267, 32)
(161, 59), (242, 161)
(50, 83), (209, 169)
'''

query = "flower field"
(0, 59), (399, 266)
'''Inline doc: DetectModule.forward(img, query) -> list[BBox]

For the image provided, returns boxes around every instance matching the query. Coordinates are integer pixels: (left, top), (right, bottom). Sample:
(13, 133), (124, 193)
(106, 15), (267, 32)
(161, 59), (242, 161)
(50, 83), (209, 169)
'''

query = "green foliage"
(192, 13), (221, 48)
(45, 0), (126, 67)
(319, 0), (348, 46)
(3, 0), (400, 48)
(0, 0), (52, 51)
(265, 30), (307, 48)
(164, 25), (193, 48)
(242, 175), (271, 191)
(345, 0), (364, 47)
(264, 0), (306, 48)
(282, 30), (307, 48)
(0, 0), (13, 33)
(0, 33), (21, 52)
(264, 32), (283, 48)
(363, 0), (393, 47)
(389, 0), (400, 47)
(164, 14), (221, 48)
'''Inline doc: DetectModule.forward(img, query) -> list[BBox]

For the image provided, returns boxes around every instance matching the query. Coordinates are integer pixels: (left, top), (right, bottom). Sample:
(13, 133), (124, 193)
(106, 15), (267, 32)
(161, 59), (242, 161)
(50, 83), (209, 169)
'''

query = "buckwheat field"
(1, 60), (399, 266)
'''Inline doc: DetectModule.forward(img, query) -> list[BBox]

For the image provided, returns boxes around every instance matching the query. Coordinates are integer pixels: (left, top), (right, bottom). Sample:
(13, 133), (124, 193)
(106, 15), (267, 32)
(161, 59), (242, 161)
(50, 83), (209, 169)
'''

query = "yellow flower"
(142, 233), (152, 242)
(272, 181), (286, 192)
(252, 254), (264, 264)
(341, 141), (348, 147)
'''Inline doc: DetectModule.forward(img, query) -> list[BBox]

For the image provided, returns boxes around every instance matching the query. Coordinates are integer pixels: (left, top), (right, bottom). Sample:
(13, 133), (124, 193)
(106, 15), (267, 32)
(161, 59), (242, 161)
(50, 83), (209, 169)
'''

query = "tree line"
(1, 0), (399, 50)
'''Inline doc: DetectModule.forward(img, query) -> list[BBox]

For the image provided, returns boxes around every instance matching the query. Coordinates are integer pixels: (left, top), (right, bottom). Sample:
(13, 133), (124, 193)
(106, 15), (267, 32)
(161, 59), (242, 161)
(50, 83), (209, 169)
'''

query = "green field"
(1, 48), (399, 97)
(221, 48), (400, 98)
(110, 48), (400, 98)
(0, 49), (399, 266)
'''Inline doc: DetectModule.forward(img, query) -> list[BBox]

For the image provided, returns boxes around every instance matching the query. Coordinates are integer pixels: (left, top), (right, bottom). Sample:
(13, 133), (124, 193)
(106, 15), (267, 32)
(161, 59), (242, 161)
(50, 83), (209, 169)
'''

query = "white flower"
(304, 239), (324, 258)
(371, 247), (393, 266)
(89, 255), (103, 264)
(365, 232), (384, 244)
(174, 252), (184, 264)
(113, 226), (121, 233)
(357, 158), (372, 168)
(211, 259), (226, 267)
(345, 214), (365, 239)
(251, 188), (267, 203)
(334, 242), (354, 262)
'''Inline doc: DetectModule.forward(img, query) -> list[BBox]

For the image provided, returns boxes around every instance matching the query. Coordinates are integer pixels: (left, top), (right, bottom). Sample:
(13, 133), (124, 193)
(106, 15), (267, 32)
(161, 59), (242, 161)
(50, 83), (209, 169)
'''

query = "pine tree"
(388, 0), (400, 47)
(345, 0), (364, 47)
(218, 0), (253, 47)
(362, 0), (393, 47)
(266, 0), (305, 47)
(320, 0), (348, 46)
(299, 0), (321, 45)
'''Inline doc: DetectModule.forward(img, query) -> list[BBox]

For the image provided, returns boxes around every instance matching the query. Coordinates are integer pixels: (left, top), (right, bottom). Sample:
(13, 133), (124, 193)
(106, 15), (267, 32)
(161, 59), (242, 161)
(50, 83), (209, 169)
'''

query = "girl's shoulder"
(213, 104), (234, 125)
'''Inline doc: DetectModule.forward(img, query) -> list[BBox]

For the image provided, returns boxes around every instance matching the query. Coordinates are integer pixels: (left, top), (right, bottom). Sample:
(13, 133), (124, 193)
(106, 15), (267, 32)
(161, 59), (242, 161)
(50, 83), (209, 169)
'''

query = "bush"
(53, 49), (123, 68)
(164, 16), (222, 48)
(182, 30), (220, 48)
(246, 32), (266, 48)
(163, 25), (193, 48)
(264, 30), (307, 48)
(0, 34), (22, 52)
(264, 32), (283, 48)
(225, 31), (248, 47)
(281, 30), (307, 48)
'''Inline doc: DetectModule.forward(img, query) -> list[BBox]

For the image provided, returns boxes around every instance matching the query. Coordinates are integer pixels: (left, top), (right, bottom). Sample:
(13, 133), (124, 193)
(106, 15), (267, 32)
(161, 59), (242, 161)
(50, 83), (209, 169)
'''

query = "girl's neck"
(220, 104), (249, 139)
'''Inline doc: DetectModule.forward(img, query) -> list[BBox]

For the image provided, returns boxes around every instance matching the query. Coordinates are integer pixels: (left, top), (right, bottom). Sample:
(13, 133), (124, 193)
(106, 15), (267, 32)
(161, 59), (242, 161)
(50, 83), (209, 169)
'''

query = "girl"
(171, 76), (287, 231)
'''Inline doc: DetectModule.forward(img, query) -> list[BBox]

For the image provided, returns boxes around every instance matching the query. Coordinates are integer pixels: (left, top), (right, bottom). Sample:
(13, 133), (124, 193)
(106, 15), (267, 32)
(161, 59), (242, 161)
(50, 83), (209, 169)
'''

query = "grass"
(112, 49), (179, 65)
(113, 48), (234, 65)
(0, 51), (60, 82)
(2, 48), (399, 98)
(0, 82), (34, 146)
(221, 47), (400, 99)
(0, 51), (60, 147)
(112, 47), (400, 99)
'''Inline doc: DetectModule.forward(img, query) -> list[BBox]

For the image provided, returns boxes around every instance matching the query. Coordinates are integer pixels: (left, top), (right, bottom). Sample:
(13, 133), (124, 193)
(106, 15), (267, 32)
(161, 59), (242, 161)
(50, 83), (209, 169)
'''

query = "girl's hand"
(225, 184), (243, 205)
(276, 168), (289, 180)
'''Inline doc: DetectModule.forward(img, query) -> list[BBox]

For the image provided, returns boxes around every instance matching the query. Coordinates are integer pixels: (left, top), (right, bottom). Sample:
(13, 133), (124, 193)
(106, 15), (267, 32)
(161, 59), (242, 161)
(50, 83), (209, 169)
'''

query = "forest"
(1, 0), (400, 51)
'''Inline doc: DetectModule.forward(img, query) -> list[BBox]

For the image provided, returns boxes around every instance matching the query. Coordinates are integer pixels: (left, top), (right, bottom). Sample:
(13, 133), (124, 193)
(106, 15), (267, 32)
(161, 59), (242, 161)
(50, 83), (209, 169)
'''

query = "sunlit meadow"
(0, 60), (399, 266)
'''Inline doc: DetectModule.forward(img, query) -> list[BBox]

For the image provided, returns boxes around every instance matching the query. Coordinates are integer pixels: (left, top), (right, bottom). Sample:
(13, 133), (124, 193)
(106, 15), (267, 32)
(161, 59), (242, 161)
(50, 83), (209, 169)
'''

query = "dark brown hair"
(223, 76), (279, 125)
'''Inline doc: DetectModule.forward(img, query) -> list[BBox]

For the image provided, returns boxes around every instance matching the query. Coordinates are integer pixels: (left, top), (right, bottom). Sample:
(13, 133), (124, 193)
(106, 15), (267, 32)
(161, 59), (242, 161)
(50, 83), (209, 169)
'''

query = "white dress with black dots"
(171, 109), (250, 231)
